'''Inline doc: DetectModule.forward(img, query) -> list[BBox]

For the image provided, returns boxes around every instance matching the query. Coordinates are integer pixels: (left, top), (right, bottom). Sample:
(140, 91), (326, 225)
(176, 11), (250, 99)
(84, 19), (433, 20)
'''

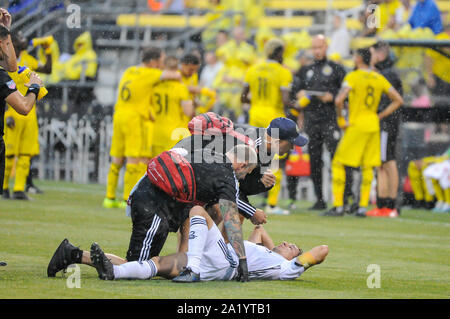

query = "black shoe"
(309, 200), (327, 210)
(172, 267), (200, 283)
(348, 203), (359, 215)
(2, 189), (10, 199)
(354, 209), (367, 218)
(47, 238), (79, 277)
(0, 261), (6, 266)
(26, 184), (44, 194)
(320, 207), (344, 217)
(12, 191), (29, 200)
(424, 201), (435, 210)
(90, 242), (114, 280)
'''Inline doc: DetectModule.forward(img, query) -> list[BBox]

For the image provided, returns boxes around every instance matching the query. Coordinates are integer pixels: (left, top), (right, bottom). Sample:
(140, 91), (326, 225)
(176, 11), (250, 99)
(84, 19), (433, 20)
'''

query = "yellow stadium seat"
(116, 14), (208, 28)
(437, 1), (450, 12)
(260, 16), (314, 29)
(265, 0), (363, 11)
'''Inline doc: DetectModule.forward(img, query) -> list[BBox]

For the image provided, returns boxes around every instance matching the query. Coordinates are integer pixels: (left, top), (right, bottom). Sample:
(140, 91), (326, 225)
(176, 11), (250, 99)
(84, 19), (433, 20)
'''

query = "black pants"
(305, 122), (341, 202)
(0, 138), (4, 195)
(126, 178), (191, 262)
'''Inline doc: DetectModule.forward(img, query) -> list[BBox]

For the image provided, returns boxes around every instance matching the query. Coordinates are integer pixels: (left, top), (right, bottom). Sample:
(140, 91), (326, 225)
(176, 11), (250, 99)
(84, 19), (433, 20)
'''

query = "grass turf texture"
(0, 180), (449, 299)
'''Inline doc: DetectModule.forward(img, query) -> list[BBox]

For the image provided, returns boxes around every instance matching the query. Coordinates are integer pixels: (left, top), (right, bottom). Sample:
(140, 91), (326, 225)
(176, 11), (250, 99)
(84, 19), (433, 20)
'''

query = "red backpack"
(147, 150), (204, 205)
(188, 112), (256, 149)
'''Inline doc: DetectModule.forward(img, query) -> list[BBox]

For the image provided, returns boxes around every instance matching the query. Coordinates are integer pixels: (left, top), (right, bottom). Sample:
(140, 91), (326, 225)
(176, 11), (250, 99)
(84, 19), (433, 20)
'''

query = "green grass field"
(0, 180), (449, 299)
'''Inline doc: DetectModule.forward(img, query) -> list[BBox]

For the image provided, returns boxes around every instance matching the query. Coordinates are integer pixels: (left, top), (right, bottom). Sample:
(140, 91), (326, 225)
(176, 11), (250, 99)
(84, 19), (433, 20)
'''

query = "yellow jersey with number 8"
(114, 66), (162, 119)
(342, 69), (392, 132)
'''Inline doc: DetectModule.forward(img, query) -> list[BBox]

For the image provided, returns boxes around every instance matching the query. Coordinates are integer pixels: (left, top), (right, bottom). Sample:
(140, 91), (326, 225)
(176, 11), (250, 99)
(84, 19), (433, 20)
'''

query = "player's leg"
(25, 110), (42, 194)
(306, 126), (327, 210)
(104, 112), (126, 208)
(12, 154), (31, 199)
(2, 155), (14, 198)
(408, 160), (426, 207)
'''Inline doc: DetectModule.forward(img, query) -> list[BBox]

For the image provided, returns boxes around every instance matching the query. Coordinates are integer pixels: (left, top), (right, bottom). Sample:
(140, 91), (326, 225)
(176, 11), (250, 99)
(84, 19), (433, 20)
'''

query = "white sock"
(113, 260), (158, 280)
(186, 216), (208, 274)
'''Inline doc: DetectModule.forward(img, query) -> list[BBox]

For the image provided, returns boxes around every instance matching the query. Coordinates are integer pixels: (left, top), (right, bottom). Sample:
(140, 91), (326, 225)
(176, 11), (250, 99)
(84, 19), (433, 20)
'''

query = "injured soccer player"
(90, 206), (329, 282)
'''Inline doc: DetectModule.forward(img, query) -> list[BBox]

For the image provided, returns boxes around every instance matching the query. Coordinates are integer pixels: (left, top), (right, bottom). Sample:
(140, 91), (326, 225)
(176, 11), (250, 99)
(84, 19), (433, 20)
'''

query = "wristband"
(26, 83), (41, 98)
(44, 47), (52, 55)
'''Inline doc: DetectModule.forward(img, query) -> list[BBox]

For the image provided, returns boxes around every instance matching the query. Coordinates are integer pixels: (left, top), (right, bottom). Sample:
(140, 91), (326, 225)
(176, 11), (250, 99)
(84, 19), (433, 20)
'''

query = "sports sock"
(359, 167), (374, 208)
(432, 179), (445, 203)
(186, 216), (208, 274)
(13, 155), (30, 192)
(297, 252), (317, 270)
(3, 156), (14, 191)
(123, 163), (141, 201)
(376, 197), (387, 209)
(267, 168), (282, 207)
(113, 259), (157, 280)
(105, 162), (121, 200)
(386, 198), (396, 209)
(445, 188), (450, 205)
(331, 161), (346, 207)
(408, 161), (424, 201)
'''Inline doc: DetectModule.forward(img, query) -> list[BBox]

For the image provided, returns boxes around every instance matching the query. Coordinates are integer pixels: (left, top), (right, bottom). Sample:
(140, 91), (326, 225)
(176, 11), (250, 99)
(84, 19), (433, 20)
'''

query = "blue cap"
(267, 117), (309, 147)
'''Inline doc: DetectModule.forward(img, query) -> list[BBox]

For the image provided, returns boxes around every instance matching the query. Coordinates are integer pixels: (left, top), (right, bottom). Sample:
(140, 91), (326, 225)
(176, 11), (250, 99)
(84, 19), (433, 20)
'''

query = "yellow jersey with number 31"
(244, 60), (292, 113)
(343, 69), (392, 132)
(114, 66), (162, 119)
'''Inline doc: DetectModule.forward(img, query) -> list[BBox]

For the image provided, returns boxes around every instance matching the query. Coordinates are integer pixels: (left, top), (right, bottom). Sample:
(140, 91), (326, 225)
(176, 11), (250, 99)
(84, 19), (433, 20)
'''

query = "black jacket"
(291, 58), (346, 127)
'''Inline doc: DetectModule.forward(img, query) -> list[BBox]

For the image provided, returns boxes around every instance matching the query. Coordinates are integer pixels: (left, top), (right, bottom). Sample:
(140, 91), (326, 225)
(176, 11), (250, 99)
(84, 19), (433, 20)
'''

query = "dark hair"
(0, 25), (11, 40)
(268, 45), (284, 61)
(372, 41), (390, 52)
(142, 47), (162, 63)
(180, 53), (200, 65)
(356, 48), (371, 66)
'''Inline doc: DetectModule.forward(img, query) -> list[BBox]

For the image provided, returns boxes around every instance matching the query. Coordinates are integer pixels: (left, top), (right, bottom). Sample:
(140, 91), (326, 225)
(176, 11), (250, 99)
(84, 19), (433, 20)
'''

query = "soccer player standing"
(322, 48), (403, 217)
(0, 7), (44, 265)
(103, 47), (179, 209)
(150, 56), (194, 157)
(241, 38), (293, 214)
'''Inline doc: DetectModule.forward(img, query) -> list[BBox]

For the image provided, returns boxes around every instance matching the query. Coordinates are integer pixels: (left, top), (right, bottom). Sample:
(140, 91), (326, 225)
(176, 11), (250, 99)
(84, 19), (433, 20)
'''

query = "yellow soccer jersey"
(114, 66), (162, 119)
(343, 69), (392, 132)
(150, 80), (191, 149)
(244, 60), (292, 113)
(181, 72), (198, 100)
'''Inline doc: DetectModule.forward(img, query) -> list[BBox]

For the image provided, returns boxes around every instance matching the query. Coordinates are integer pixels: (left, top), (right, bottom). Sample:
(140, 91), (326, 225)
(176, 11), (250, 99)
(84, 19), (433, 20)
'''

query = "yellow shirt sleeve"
(180, 83), (190, 101)
(244, 67), (253, 85)
(279, 67), (293, 90)
(379, 74), (392, 94)
(342, 71), (355, 89)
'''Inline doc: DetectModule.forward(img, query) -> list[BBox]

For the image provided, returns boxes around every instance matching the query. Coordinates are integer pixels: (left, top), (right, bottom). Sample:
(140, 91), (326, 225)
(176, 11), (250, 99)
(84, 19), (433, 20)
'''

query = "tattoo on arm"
(219, 199), (246, 259)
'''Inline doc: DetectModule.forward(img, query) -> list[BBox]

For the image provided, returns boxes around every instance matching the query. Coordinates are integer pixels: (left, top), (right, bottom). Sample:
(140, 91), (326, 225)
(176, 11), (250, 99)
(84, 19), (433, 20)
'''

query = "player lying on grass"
(48, 144), (258, 281)
(90, 205), (329, 282)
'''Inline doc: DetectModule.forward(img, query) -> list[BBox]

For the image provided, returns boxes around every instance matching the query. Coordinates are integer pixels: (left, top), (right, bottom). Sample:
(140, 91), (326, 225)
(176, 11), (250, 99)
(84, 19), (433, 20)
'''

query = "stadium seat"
(116, 14), (207, 28)
(259, 16), (314, 29)
(265, 0), (363, 11)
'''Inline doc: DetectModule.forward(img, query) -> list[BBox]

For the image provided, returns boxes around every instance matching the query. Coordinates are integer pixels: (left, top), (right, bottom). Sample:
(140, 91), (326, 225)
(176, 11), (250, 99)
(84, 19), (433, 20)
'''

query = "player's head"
(264, 38), (284, 63)
(266, 117), (309, 155)
(164, 55), (179, 71)
(311, 34), (328, 61)
(10, 30), (28, 53)
(142, 47), (164, 69)
(272, 242), (302, 260)
(371, 41), (390, 64)
(180, 53), (200, 77)
(355, 47), (372, 68)
(226, 144), (258, 180)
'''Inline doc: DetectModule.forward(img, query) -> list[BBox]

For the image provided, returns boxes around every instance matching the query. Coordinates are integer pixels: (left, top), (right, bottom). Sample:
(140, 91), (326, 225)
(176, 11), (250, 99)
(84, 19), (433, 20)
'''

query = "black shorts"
(0, 138), (4, 195)
(126, 177), (192, 262)
(380, 122), (399, 163)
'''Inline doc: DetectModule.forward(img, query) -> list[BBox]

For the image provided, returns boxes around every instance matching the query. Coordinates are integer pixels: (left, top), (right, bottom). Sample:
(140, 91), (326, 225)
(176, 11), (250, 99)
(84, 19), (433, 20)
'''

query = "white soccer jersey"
(197, 224), (305, 281)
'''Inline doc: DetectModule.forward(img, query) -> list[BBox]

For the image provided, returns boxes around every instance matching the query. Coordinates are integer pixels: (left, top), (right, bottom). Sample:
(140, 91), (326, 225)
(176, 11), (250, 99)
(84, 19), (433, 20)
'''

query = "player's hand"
(236, 258), (249, 282)
(318, 92), (334, 103)
(6, 116), (14, 129)
(337, 116), (348, 130)
(261, 170), (276, 188)
(24, 72), (43, 88)
(426, 75), (436, 89)
(250, 209), (267, 225)
(0, 8), (12, 30)
(296, 90), (307, 100)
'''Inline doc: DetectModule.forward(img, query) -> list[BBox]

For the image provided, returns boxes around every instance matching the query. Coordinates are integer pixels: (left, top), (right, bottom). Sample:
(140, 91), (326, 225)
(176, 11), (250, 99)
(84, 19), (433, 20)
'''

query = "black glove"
(6, 116), (14, 129)
(236, 258), (249, 282)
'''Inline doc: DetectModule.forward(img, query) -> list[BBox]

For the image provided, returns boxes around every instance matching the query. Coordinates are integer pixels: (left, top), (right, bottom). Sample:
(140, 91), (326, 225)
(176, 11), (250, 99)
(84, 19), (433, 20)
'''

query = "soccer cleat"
(172, 267), (200, 283)
(0, 261), (6, 266)
(354, 207), (367, 218)
(47, 238), (79, 277)
(265, 205), (290, 215)
(102, 198), (118, 209)
(12, 191), (30, 200)
(366, 207), (382, 217)
(90, 242), (114, 280)
(308, 200), (327, 210)
(2, 189), (10, 199)
(26, 184), (44, 194)
(320, 207), (344, 217)
(118, 200), (128, 209)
